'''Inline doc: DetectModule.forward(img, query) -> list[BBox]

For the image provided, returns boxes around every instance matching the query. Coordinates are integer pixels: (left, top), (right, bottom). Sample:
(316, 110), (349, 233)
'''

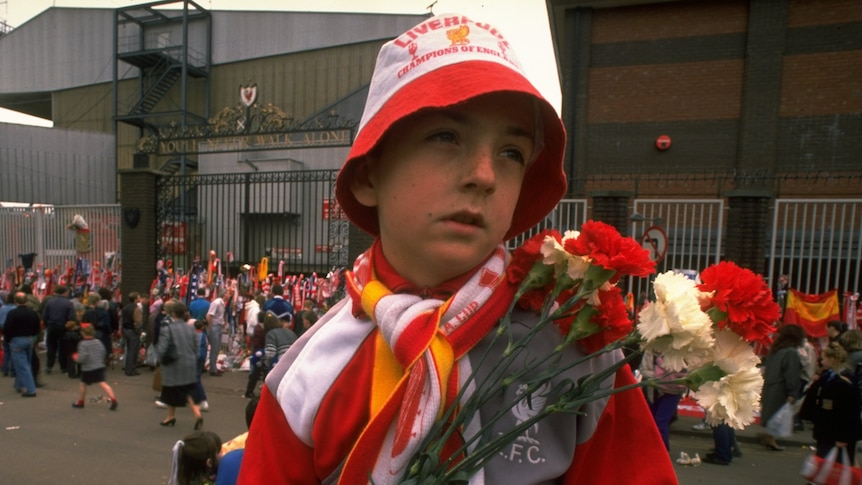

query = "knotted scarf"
(339, 243), (517, 484)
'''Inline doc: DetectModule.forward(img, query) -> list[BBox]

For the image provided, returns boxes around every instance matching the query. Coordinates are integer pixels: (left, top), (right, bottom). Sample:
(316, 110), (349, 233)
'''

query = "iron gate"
(156, 170), (348, 278)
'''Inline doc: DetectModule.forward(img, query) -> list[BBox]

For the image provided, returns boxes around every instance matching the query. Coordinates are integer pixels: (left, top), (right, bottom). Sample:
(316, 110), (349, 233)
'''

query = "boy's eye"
(428, 130), (458, 144)
(499, 147), (528, 165)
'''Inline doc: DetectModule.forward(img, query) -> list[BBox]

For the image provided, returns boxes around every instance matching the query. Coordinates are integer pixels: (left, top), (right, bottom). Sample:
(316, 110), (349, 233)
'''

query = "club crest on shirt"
(498, 383), (549, 465)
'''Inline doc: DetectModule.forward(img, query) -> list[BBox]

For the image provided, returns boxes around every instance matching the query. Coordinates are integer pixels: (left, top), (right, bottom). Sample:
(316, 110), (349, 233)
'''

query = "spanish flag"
(783, 288), (841, 338)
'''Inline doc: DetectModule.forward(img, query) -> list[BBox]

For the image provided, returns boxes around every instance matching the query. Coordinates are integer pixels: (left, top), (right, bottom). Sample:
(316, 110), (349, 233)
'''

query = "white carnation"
(711, 329), (761, 374)
(637, 271), (715, 371)
(693, 366), (763, 429)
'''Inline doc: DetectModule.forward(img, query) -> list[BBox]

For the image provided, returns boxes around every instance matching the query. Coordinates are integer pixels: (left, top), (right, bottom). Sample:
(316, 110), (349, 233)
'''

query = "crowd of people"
(0, 276), (320, 485)
(0, 278), (321, 405)
(668, 318), (862, 470)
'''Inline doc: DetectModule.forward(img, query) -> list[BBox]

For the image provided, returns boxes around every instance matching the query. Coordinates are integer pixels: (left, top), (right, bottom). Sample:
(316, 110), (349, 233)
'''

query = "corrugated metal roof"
(0, 7), (428, 95)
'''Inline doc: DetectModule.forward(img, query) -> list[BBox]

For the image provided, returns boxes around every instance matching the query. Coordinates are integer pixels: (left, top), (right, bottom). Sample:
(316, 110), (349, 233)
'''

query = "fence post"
(120, 169), (161, 298)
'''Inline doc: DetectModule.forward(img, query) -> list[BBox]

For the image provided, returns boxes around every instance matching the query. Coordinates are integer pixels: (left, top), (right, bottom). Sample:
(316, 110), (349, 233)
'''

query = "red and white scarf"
(339, 243), (516, 484)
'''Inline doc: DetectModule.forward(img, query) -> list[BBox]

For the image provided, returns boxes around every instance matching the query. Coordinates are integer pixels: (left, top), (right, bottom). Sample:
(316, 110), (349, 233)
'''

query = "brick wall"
(119, 170), (159, 299)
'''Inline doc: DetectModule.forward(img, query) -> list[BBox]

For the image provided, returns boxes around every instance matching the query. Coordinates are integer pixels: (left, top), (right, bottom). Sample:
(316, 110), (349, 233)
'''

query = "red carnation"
(579, 286), (633, 353)
(565, 220), (656, 281)
(507, 229), (558, 286)
(698, 261), (779, 345)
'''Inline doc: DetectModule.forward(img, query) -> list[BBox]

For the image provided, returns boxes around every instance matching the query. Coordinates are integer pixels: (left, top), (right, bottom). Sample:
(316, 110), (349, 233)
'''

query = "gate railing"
(0, 204), (121, 292)
(156, 170), (347, 278)
(506, 199), (589, 250)
(627, 199), (725, 305)
(769, 198), (862, 296)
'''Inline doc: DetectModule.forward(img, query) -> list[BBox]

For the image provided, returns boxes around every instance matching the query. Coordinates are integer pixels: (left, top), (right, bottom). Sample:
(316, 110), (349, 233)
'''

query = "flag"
(783, 288), (841, 338)
(844, 292), (859, 330)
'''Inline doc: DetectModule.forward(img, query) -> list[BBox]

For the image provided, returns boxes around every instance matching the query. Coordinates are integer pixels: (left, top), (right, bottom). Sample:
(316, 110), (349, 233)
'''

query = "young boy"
(239, 13), (675, 484)
(72, 323), (118, 410)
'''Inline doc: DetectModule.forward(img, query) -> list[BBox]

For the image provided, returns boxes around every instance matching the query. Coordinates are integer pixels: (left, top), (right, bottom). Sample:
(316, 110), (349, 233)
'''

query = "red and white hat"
(335, 13), (567, 241)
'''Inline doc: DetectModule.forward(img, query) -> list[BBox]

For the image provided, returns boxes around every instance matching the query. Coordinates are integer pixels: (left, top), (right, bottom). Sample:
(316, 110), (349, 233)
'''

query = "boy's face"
(351, 93), (535, 287)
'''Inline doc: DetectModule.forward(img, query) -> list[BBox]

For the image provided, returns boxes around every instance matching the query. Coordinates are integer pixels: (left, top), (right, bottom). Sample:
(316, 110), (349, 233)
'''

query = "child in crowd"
(169, 430), (222, 485)
(238, 13), (675, 484)
(72, 323), (118, 410)
(263, 312), (297, 370)
(799, 342), (862, 464)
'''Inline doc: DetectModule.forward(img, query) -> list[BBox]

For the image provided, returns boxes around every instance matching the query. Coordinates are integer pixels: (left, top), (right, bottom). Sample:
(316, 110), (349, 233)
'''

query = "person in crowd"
(19, 283), (40, 313)
(168, 430), (222, 485)
(238, 13), (676, 483)
(795, 333), (819, 431)
(263, 311), (296, 371)
(759, 324), (805, 451)
(70, 289), (86, 320)
(157, 301), (205, 430)
(293, 298), (316, 338)
(0, 291), (15, 376)
(206, 287), (230, 376)
(81, 293), (112, 359)
(261, 284), (293, 325)
(121, 291), (143, 376)
(215, 397), (260, 485)
(300, 310), (318, 336)
(41, 285), (77, 374)
(193, 319), (210, 412)
(839, 329), (862, 435)
(799, 342), (862, 464)
(98, 287), (121, 336)
(243, 293), (264, 341)
(243, 311), (269, 399)
(72, 323), (118, 410)
(826, 320), (848, 346)
(189, 287), (211, 322)
(702, 423), (740, 466)
(839, 328), (862, 371)
(62, 318), (83, 378)
(640, 349), (686, 452)
(3, 292), (40, 397)
(224, 284), (238, 336)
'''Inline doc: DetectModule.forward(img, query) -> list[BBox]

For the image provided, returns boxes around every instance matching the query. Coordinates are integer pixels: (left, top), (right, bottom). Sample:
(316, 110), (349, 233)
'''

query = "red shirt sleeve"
(238, 386), (319, 484)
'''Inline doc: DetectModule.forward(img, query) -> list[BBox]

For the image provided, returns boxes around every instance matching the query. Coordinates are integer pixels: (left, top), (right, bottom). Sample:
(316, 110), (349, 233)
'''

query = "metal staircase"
(113, 0), (211, 175)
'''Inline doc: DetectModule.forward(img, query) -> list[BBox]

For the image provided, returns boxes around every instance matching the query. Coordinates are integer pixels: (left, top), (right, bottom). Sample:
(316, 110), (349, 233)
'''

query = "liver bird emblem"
(447, 25), (470, 45)
(511, 383), (550, 444)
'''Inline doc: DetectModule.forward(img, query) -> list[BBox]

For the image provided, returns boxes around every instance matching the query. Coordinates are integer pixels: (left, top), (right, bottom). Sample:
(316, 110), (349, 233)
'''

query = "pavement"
(1, 359), (254, 484)
(671, 413), (813, 449)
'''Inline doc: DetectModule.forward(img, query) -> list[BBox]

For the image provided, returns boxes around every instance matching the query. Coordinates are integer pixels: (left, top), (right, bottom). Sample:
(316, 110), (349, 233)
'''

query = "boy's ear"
(349, 156), (379, 208)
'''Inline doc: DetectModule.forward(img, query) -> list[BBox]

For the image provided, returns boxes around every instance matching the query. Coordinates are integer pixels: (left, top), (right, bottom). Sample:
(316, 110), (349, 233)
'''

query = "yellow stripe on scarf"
(361, 280), (391, 318)
(370, 331), (404, 416)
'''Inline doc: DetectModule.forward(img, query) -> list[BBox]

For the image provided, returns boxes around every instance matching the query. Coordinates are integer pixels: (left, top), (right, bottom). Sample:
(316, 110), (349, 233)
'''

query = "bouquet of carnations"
(403, 220), (780, 483)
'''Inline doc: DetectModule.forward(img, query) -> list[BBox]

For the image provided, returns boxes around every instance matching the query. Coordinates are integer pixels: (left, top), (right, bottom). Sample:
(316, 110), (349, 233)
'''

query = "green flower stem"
(403, 264), (637, 483)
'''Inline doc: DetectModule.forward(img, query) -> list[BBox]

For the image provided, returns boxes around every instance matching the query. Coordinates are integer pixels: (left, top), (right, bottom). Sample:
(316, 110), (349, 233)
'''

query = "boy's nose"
(461, 147), (496, 193)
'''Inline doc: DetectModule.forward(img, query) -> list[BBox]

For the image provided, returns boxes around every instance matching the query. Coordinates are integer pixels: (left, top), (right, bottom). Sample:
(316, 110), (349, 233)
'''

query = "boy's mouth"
(446, 211), (484, 227)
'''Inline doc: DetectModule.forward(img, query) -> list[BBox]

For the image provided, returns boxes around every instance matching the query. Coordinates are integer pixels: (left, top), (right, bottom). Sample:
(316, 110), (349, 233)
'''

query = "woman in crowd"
(157, 301), (204, 430)
(759, 324), (804, 451)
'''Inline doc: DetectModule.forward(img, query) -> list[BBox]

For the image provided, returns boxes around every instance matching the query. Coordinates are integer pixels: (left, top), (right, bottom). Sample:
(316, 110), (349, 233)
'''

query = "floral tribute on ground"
(403, 220), (779, 483)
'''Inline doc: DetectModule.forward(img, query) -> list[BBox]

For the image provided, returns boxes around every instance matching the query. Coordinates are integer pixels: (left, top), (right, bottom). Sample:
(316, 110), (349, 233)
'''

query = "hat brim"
(336, 60), (566, 241)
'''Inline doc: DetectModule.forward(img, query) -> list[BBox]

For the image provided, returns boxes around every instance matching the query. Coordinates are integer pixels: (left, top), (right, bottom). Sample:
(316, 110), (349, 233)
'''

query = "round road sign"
(641, 225), (668, 263)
